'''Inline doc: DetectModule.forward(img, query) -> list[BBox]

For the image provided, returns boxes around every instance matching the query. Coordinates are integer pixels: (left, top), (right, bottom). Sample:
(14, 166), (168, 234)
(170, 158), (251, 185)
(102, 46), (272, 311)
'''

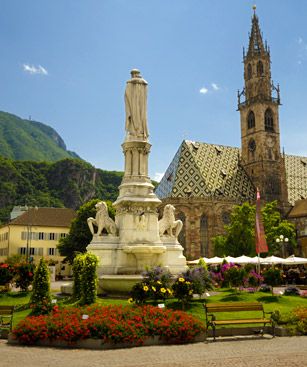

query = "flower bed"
(11, 304), (205, 347)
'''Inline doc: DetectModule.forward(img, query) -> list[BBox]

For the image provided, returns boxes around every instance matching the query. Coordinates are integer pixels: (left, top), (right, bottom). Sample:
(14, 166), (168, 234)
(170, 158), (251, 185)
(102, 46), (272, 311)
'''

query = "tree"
(30, 258), (52, 315)
(261, 201), (296, 255)
(213, 201), (296, 257)
(58, 198), (115, 263)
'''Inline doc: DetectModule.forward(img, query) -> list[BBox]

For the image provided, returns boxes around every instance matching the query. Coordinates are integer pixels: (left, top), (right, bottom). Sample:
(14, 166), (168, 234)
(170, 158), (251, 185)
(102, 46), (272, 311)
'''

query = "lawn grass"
(1, 288), (306, 329)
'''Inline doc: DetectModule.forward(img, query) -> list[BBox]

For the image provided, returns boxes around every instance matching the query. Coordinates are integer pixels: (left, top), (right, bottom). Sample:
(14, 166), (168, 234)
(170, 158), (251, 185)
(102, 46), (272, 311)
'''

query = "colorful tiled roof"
(156, 140), (307, 206)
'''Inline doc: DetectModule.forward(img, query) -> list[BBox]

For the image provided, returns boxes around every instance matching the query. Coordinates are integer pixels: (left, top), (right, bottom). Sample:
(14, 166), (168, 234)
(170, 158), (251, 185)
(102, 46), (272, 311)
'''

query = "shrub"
(130, 266), (172, 304)
(245, 270), (264, 288)
(0, 263), (14, 286)
(172, 276), (194, 307)
(80, 253), (98, 305)
(294, 307), (307, 334)
(284, 286), (300, 296)
(12, 304), (205, 345)
(259, 284), (271, 293)
(14, 262), (35, 291)
(222, 264), (246, 288)
(72, 254), (84, 300)
(262, 268), (282, 293)
(30, 258), (52, 315)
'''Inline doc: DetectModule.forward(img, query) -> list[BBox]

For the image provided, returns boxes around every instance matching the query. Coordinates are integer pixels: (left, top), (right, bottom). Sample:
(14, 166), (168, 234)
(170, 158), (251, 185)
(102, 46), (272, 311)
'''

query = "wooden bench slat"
(213, 318), (271, 325)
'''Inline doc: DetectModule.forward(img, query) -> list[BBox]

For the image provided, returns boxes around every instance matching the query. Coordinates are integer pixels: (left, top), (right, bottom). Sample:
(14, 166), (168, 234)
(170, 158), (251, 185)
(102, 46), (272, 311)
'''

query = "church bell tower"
(238, 7), (288, 207)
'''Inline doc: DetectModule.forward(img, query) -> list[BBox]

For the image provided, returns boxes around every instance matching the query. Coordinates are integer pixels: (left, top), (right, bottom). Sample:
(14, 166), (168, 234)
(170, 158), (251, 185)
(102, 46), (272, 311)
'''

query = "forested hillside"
(0, 111), (79, 161)
(0, 156), (123, 224)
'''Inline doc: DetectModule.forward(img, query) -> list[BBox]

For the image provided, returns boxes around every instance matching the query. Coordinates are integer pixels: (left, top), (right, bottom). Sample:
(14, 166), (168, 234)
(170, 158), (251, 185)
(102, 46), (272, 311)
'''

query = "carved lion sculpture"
(87, 201), (117, 236)
(158, 204), (183, 238)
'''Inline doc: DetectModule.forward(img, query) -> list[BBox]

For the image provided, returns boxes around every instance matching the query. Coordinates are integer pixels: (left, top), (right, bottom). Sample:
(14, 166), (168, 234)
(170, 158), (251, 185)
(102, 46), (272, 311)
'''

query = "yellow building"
(0, 207), (76, 268)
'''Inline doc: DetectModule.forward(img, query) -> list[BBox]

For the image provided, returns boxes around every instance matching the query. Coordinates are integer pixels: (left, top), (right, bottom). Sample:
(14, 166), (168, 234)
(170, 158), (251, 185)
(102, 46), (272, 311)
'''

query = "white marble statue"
(87, 201), (117, 236)
(159, 204), (183, 239)
(125, 69), (149, 140)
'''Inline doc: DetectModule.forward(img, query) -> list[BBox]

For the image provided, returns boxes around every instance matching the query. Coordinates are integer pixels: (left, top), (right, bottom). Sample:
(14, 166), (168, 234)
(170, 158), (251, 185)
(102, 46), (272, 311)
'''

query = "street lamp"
(275, 234), (289, 258)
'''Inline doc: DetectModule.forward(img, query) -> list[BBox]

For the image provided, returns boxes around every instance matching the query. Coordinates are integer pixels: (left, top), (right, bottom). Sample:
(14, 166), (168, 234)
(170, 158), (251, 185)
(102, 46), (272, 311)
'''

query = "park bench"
(203, 301), (275, 340)
(0, 305), (15, 333)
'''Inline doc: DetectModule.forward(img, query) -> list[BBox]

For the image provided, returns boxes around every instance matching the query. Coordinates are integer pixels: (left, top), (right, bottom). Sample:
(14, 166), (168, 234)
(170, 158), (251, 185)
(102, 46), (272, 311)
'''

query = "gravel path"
(1, 336), (307, 367)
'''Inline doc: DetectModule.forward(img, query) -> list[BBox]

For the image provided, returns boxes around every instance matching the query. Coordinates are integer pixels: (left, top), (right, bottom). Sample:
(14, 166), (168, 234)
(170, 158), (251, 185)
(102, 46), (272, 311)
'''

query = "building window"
(38, 232), (44, 240)
(0, 248), (8, 256)
(247, 111), (255, 129)
(49, 233), (55, 240)
(200, 215), (209, 257)
(265, 108), (274, 132)
(247, 63), (252, 79)
(177, 212), (186, 253)
(48, 248), (58, 256)
(257, 60), (264, 76)
(19, 247), (27, 255)
(29, 247), (44, 256)
(60, 233), (67, 238)
(0, 232), (8, 242)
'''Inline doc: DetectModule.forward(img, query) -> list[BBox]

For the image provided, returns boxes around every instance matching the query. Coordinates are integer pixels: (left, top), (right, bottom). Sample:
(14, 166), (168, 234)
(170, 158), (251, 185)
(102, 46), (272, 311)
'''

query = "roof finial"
(253, 4), (257, 14)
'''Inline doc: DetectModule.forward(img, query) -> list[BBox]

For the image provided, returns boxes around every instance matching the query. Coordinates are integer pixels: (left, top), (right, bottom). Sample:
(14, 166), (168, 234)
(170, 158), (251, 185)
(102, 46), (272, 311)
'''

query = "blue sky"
(1, 1), (307, 181)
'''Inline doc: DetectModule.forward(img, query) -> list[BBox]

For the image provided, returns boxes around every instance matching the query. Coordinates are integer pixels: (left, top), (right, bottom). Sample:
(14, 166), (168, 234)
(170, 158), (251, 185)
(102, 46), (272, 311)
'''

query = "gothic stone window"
(257, 60), (264, 76)
(177, 212), (186, 254)
(264, 108), (274, 132)
(200, 215), (209, 257)
(247, 63), (252, 79)
(247, 110), (255, 129)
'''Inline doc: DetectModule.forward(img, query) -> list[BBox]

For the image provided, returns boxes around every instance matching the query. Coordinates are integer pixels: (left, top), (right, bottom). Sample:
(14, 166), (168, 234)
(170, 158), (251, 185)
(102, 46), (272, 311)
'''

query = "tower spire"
(247, 6), (266, 57)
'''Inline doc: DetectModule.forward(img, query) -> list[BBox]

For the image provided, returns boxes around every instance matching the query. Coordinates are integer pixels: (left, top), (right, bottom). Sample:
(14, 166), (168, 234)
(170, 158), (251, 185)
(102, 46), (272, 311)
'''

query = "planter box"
(8, 333), (206, 349)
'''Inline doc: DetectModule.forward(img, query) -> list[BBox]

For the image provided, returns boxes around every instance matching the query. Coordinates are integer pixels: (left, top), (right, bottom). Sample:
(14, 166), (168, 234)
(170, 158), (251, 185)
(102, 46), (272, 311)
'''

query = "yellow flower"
(152, 286), (156, 292)
(127, 298), (134, 304)
(161, 288), (166, 293)
(178, 277), (185, 282)
(189, 290), (193, 295)
(157, 280), (162, 285)
(186, 281), (191, 285)
(167, 288), (173, 294)
(143, 285), (149, 292)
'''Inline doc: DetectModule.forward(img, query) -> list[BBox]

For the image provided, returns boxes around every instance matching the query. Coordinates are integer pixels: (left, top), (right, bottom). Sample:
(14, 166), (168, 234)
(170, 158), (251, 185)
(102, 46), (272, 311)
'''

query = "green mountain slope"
(0, 111), (79, 161)
(0, 156), (123, 224)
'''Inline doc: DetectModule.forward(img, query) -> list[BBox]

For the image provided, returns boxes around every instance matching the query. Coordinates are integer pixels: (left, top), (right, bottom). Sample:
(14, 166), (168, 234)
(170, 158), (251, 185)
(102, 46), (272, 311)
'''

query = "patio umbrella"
(283, 255), (307, 265)
(205, 256), (223, 264)
(261, 255), (287, 265)
(187, 257), (209, 265)
(224, 256), (237, 263)
(234, 255), (256, 264)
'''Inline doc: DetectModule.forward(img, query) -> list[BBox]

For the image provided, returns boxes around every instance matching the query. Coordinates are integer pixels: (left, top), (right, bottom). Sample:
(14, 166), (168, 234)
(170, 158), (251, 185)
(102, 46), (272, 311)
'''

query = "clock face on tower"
(248, 138), (256, 152)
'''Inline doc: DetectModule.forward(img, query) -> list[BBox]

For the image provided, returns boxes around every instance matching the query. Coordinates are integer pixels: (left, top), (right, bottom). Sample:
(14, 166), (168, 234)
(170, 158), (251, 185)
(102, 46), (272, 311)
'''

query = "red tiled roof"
(9, 207), (76, 227)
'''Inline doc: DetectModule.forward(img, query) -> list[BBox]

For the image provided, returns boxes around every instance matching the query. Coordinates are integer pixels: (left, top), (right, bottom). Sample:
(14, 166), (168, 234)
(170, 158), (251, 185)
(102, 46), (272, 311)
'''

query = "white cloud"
(199, 87), (208, 94)
(23, 64), (48, 75)
(154, 172), (164, 182)
(211, 83), (219, 91)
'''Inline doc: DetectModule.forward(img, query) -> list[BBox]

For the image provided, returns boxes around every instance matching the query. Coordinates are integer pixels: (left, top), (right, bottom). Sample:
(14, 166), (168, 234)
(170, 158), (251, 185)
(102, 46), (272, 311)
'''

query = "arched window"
(247, 111), (255, 129)
(265, 108), (274, 132)
(257, 61), (264, 76)
(247, 64), (252, 79)
(200, 215), (209, 257)
(177, 212), (186, 254)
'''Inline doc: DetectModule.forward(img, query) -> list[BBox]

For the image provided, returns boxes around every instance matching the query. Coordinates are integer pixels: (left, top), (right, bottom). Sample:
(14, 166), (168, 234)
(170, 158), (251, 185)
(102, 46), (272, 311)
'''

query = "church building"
(155, 10), (307, 259)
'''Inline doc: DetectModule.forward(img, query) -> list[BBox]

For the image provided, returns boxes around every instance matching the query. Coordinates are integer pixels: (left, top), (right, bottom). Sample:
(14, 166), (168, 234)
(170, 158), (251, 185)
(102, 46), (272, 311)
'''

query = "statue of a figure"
(125, 69), (149, 140)
(159, 204), (183, 239)
(87, 201), (117, 237)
